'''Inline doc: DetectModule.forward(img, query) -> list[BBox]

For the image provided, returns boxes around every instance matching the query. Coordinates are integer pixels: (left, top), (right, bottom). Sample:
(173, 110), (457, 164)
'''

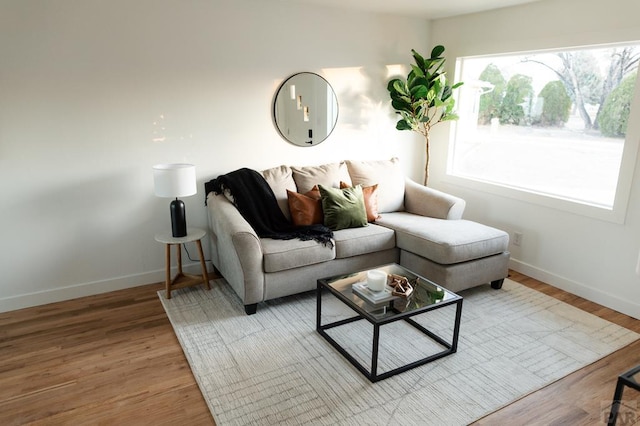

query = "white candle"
(367, 270), (387, 292)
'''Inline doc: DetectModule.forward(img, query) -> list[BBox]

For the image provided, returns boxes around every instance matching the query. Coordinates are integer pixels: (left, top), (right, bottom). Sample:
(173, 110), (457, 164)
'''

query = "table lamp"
(153, 163), (197, 237)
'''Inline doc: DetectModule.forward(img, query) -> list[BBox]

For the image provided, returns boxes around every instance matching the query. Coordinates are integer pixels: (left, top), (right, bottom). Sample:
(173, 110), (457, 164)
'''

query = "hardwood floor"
(0, 283), (214, 425)
(0, 271), (638, 425)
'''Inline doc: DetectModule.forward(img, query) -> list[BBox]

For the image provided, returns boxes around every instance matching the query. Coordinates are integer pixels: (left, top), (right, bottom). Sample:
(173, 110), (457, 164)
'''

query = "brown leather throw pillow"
(286, 185), (323, 226)
(340, 181), (381, 222)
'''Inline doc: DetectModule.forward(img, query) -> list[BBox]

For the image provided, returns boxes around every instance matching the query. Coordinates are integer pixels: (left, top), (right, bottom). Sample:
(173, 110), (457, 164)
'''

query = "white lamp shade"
(153, 163), (197, 198)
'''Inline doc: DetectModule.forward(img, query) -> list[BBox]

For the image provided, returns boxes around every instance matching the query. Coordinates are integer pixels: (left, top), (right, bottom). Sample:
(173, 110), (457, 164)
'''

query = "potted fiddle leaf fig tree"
(387, 45), (463, 185)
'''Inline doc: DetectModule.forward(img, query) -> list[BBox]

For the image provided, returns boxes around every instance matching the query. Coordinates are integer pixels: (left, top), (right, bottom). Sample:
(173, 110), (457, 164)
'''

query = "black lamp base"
(170, 198), (187, 237)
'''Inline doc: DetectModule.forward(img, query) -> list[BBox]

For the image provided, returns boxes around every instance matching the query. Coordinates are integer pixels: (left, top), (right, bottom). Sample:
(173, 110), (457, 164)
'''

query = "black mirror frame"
(272, 72), (339, 147)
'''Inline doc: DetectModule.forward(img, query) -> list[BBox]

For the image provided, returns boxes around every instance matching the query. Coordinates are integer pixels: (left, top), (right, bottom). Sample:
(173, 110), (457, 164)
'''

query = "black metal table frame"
(608, 364), (640, 425)
(316, 280), (463, 383)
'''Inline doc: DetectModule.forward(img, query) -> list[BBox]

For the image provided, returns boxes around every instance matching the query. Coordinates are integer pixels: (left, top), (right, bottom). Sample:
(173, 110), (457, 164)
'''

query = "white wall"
(0, 0), (429, 312)
(430, 0), (640, 318)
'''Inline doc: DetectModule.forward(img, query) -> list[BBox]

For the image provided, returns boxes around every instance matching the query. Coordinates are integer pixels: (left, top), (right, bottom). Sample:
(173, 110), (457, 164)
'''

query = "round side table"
(155, 227), (211, 299)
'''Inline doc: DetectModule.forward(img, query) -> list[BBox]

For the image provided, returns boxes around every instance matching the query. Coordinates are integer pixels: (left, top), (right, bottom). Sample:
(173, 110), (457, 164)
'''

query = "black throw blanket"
(205, 168), (334, 247)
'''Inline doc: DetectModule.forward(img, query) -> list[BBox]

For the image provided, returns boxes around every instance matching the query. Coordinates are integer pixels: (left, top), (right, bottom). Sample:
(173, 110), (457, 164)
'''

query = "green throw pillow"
(318, 184), (368, 231)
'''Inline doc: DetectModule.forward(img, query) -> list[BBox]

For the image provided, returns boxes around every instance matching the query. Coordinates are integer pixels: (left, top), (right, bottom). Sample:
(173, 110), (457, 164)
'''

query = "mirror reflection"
(273, 72), (339, 146)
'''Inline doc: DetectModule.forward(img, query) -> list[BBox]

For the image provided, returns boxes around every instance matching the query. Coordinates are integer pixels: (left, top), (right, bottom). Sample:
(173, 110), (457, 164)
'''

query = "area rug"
(159, 278), (638, 425)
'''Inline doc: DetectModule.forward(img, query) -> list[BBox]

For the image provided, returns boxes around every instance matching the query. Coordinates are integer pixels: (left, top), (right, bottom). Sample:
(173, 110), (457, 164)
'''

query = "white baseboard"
(0, 263), (209, 314)
(6, 258), (639, 320)
(509, 258), (640, 320)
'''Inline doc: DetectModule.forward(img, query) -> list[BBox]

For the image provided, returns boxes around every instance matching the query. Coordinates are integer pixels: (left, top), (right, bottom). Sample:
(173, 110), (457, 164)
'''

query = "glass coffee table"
(316, 263), (463, 382)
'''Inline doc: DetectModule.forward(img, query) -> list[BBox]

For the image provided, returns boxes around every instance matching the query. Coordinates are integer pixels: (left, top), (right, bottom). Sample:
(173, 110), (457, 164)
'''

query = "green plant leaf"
(392, 99), (412, 112)
(407, 69), (416, 85)
(399, 111), (413, 121)
(392, 80), (409, 96)
(410, 85), (428, 98)
(411, 65), (425, 78)
(441, 113), (459, 121)
(431, 45), (445, 59)
(387, 79), (400, 92)
(446, 99), (456, 112)
(452, 82), (464, 89)
(427, 71), (443, 84)
(429, 79), (442, 98)
(441, 85), (452, 101)
(411, 49), (426, 70)
(389, 88), (410, 100)
(408, 76), (429, 89)
(396, 119), (413, 131)
(431, 60), (445, 76)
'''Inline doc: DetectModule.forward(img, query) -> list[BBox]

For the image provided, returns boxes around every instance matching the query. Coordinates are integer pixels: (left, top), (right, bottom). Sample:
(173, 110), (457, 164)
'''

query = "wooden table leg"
(196, 240), (211, 290)
(165, 243), (172, 299)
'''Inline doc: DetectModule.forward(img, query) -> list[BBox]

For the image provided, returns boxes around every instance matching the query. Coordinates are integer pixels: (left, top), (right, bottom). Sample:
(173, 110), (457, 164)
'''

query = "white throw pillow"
(346, 158), (405, 213)
(291, 162), (352, 194)
(261, 165), (296, 220)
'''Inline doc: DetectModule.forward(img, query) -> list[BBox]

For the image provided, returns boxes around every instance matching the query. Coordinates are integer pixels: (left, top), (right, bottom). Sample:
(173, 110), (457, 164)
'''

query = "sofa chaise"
(205, 158), (510, 314)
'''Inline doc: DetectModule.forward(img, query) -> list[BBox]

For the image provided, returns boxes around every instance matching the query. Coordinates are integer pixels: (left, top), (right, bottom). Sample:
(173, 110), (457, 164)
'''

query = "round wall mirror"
(273, 72), (339, 147)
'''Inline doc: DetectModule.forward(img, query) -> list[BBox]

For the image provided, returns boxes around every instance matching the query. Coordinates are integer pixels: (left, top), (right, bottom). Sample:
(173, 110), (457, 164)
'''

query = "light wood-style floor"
(1, 271), (638, 425)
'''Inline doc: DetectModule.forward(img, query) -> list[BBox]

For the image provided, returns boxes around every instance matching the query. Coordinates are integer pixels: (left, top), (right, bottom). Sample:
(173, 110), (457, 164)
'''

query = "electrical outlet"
(513, 232), (523, 247)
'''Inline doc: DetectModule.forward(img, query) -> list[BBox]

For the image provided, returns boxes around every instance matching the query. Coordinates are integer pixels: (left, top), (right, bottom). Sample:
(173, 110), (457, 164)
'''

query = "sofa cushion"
(261, 237), (335, 273)
(346, 158), (405, 213)
(262, 165), (296, 220)
(340, 181), (381, 222)
(286, 186), (323, 226)
(291, 162), (352, 194)
(332, 224), (396, 259)
(376, 212), (509, 265)
(318, 184), (368, 231)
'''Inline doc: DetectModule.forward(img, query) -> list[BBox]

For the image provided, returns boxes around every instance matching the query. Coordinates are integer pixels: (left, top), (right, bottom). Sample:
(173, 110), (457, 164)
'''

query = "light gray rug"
(159, 279), (638, 425)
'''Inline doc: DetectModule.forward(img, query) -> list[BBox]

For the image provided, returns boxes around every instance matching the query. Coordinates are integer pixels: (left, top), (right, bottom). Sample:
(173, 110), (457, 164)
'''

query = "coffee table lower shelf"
(316, 281), (463, 383)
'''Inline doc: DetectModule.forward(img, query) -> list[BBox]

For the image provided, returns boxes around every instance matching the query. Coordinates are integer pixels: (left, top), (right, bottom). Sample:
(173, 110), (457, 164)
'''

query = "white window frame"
(445, 44), (640, 224)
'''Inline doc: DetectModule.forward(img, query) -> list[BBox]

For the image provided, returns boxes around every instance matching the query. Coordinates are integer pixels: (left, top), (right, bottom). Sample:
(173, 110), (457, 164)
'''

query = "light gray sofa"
(205, 158), (510, 314)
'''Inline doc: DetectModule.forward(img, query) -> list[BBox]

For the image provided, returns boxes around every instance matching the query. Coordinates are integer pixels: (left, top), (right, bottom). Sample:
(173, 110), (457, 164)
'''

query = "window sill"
(442, 173), (628, 224)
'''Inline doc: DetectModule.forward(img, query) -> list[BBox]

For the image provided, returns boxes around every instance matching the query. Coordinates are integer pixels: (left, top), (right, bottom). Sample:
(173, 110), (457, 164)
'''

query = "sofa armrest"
(206, 192), (265, 305)
(403, 178), (466, 220)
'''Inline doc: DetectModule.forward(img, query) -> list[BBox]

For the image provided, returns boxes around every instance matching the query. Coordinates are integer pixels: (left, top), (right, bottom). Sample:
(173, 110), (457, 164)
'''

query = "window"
(448, 43), (640, 216)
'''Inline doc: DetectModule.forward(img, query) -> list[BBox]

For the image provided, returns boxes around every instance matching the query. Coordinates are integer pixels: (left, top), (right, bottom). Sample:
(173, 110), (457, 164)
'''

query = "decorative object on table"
(155, 227), (211, 299)
(352, 281), (398, 305)
(387, 273), (414, 298)
(387, 45), (463, 185)
(366, 269), (387, 292)
(273, 72), (338, 147)
(153, 163), (197, 237)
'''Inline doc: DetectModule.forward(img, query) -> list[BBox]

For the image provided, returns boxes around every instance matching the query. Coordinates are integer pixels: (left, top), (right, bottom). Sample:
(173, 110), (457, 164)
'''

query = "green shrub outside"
(478, 64), (506, 125)
(538, 81), (571, 126)
(598, 72), (637, 137)
(498, 74), (533, 125)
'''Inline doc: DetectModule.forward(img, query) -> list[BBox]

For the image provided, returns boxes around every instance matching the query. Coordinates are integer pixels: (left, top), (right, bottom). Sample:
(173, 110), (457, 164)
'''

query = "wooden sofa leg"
(491, 279), (504, 289)
(244, 304), (258, 315)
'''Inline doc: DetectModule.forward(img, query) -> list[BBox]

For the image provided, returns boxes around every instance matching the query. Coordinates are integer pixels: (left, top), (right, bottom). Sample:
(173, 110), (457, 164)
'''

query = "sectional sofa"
(205, 158), (510, 314)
